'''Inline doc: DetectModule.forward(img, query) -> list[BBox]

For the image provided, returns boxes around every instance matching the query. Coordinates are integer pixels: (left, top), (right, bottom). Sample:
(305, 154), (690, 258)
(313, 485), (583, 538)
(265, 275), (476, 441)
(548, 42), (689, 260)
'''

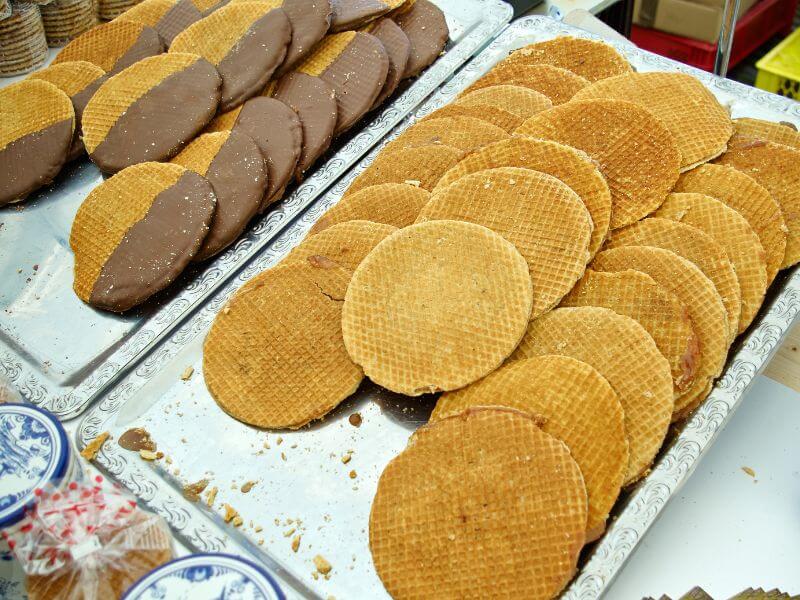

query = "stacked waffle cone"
(198, 35), (800, 600)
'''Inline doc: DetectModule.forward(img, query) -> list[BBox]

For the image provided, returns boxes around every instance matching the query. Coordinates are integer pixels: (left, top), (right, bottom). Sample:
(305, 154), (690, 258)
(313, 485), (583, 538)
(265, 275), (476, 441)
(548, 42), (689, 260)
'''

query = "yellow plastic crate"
(756, 27), (800, 99)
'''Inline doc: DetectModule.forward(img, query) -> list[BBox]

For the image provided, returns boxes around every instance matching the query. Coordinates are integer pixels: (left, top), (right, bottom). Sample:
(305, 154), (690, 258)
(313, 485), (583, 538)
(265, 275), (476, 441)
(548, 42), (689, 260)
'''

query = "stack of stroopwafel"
(39, 0), (95, 46)
(0, 2), (48, 75)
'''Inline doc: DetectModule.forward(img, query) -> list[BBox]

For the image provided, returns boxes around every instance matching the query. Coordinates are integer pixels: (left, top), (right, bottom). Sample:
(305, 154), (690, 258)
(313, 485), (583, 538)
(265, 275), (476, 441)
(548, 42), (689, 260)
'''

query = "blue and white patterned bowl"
(122, 553), (285, 600)
(0, 403), (71, 530)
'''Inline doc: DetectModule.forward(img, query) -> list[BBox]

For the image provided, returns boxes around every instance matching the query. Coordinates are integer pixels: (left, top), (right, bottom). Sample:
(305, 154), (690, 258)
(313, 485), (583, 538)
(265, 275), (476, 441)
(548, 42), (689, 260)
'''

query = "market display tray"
(0, 0), (513, 420)
(76, 15), (800, 600)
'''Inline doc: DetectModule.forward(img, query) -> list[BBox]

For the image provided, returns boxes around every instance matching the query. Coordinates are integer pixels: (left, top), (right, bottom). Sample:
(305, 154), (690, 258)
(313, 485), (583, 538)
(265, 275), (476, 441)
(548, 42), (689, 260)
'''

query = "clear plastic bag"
(3, 480), (174, 600)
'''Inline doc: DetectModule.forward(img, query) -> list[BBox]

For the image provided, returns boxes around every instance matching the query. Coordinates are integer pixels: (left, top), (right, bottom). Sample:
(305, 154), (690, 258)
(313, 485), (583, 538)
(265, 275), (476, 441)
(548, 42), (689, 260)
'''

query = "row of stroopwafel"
(199, 35), (800, 599)
(0, 0), (450, 313)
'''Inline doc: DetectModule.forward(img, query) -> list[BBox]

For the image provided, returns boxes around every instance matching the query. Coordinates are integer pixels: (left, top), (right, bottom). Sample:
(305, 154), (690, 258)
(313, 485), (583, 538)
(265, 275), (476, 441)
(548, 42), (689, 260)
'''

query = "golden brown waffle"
(381, 115), (508, 154)
(432, 355), (626, 541)
(170, 130), (267, 261)
(517, 99), (681, 228)
(310, 183), (430, 234)
(456, 84), (552, 120)
(203, 261), (363, 429)
(28, 59), (104, 97)
(417, 167), (591, 317)
(655, 192), (767, 333)
(502, 35), (632, 82)
(116, 0), (177, 28)
(509, 306), (673, 484)
(462, 63), (589, 105)
(675, 163), (786, 283)
(285, 220), (397, 274)
(716, 136), (800, 268)
(52, 20), (162, 74)
(573, 72), (732, 170)
(70, 161), (216, 311)
(593, 246), (728, 419)
(733, 117), (800, 150)
(606, 217), (740, 341)
(169, 1), (290, 110)
(419, 102), (522, 133)
(0, 79), (74, 205)
(434, 136), (611, 257)
(39, 0), (95, 47)
(98, 0), (140, 19)
(81, 52), (221, 172)
(342, 220), (533, 395)
(370, 407), (587, 600)
(0, 3), (48, 76)
(345, 144), (464, 195)
(562, 269), (699, 397)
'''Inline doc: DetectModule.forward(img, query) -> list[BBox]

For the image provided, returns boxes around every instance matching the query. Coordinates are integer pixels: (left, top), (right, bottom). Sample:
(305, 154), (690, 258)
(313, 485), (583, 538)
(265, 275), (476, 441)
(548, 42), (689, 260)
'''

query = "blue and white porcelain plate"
(0, 403), (70, 529)
(122, 553), (285, 600)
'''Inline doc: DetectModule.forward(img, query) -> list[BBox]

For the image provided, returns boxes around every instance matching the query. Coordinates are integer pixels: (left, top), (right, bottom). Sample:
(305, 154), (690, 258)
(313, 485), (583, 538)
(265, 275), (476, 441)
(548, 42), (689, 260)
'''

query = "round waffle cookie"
(572, 72), (732, 171)
(53, 20), (163, 75)
(561, 269), (699, 397)
(117, 0), (177, 30)
(656, 192), (767, 333)
(417, 167), (591, 317)
(204, 261), (363, 429)
(517, 99), (681, 229)
(39, 0), (95, 47)
(272, 0), (333, 77)
(510, 306), (673, 483)
(310, 183), (430, 233)
(286, 220), (397, 273)
(366, 18), (409, 107)
(733, 117), (800, 150)
(329, 0), (401, 32)
(456, 84), (552, 120)
(419, 102), (522, 133)
(70, 162), (216, 312)
(593, 246), (729, 419)
(502, 36), (632, 82)
(29, 60), (107, 162)
(135, 0), (228, 46)
(432, 355), (626, 541)
(606, 217), (740, 340)
(297, 30), (389, 135)
(170, 2), (291, 111)
(0, 3), (49, 76)
(391, 0), (447, 78)
(342, 220), (533, 395)
(215, 97), (302, 208)
(370, 407), (587, 600)
(269, 72), (337, 178)
(675, 163), (786, 283)
(98, 0), (141, 19)
(171, 131), (266, 261)
(382, 116), (508, 154)
(345, 144), (464, 195)
(0, 79), (74, 206)
(82, 52), (221, 173)
(716, 136), (800, 268)
(434, 137), (612, 257)
(463, 63), (589, 105)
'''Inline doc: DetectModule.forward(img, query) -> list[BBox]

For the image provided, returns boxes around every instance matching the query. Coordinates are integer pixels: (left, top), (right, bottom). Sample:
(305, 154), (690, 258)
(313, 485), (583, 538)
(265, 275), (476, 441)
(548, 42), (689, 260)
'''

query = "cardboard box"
(634, 0), (758, 43)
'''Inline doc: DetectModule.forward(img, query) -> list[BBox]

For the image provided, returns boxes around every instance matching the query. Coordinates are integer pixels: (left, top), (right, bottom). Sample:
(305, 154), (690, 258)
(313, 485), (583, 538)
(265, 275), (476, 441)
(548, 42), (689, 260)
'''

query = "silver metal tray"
(0, 0), (512, 420)
(77, 16), (800, 600)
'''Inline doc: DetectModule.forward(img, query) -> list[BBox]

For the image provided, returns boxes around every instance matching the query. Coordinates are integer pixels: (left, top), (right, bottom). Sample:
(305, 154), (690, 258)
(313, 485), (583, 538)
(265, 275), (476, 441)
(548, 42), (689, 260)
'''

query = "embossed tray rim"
(78, 15), (800, 599)
(0, 0), (513, 420)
